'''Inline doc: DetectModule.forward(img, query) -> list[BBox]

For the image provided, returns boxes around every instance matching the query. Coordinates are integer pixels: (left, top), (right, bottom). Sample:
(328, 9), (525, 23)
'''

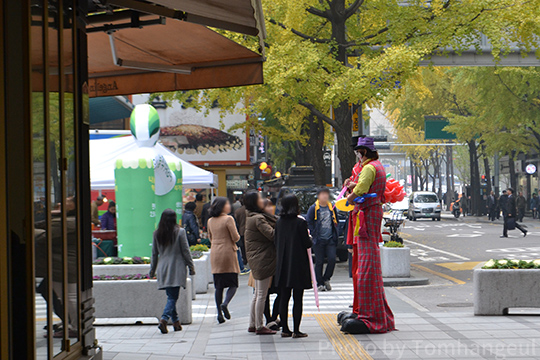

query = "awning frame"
(89, 0), (261, 37)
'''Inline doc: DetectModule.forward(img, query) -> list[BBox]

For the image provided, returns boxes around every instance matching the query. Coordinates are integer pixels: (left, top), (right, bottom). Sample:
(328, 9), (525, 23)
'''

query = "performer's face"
(355, 149), (367, 161)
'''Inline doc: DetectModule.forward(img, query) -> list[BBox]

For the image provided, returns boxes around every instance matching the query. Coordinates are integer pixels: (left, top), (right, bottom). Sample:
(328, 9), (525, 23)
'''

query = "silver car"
(408, 191), (441, 221)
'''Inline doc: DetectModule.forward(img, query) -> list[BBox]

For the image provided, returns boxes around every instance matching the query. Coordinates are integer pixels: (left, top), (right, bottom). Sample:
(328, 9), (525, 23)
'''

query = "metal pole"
(494, 153), (500, 195)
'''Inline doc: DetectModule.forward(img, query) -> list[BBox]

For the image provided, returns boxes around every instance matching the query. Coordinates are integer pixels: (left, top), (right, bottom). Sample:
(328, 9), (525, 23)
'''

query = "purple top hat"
(354, 136), (377, 151)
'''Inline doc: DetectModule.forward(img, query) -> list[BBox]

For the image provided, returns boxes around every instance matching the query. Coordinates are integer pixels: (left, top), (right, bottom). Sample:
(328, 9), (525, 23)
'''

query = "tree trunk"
(328, 2), (355, 184)
(468, 140), (482, 216)
(307, 114), (327, 186)
(509, 152), (517, 190)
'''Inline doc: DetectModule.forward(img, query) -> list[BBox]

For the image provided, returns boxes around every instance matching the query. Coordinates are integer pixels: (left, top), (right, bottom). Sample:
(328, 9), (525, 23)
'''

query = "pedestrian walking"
(460, 193), (468, 216)
(307, 187), (339, 292)
(517, 192), (526, 222)
(207, 197), (241, 324)
(274, 194), (313, 338)
(487, 191), (497, 221)
(531, 193), (539, 219)
(182, 202), (200, 246)
(234, 198), (250, 274)
(150, 209), (195, 334)
(261, 199), (281, 330)
(244, 191), (277, 335)
(194, 193), (205, 225)
(232, 194), (243, 213)
(346, 137), (395, 334)
(499, 190), (508, 218)
(501, 188), (528, 238)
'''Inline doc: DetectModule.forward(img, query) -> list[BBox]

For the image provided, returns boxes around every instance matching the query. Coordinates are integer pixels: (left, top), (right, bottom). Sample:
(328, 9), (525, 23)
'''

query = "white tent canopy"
(90, 136), (218, 190)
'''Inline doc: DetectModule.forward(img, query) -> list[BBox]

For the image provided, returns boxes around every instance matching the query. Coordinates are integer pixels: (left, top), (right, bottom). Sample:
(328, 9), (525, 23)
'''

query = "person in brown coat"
(244, 191), (277, 335)
(207, 197), (241, 324)
(234, 201), (248, 266)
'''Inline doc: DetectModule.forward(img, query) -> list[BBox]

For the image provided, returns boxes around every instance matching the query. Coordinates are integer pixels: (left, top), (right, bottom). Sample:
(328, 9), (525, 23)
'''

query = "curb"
(383, 276), (429, 287)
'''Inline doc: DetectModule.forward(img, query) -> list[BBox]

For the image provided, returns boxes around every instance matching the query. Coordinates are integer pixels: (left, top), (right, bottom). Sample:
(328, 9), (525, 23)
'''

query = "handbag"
(506, 217), (516, 231)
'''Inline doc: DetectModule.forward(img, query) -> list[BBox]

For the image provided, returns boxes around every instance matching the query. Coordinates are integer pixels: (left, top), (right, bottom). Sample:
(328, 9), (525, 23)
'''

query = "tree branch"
(306, 5), (330, 19)
(298, 100), (339, 128)
(345, 0), (365, 19)
(268, 18), (332, 44)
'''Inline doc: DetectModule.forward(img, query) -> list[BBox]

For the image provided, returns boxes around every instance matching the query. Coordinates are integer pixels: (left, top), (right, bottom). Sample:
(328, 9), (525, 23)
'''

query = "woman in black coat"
(274, 194), (313, 338)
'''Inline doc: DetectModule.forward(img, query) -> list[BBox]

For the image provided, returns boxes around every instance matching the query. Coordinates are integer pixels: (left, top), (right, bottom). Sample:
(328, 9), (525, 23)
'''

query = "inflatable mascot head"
(130, 104), (160, 148)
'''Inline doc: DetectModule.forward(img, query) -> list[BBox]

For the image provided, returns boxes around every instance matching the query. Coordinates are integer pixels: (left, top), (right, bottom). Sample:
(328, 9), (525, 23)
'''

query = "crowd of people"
(149, 136), (395, 336)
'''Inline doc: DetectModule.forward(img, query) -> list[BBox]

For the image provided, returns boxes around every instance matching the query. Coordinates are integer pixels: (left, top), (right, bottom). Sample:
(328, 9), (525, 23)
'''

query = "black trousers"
(518, 208), (525, 222)
(503, 217), (527, 237)
(279, 287), (304, 333)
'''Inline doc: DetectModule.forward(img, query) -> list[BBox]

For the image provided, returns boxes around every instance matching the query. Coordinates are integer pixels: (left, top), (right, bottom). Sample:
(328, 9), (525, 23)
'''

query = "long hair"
(280, 194), (300, 217)
(209, 197), (229, 217)
(155, 209), (178, 248)
(243, 190), (261, 212)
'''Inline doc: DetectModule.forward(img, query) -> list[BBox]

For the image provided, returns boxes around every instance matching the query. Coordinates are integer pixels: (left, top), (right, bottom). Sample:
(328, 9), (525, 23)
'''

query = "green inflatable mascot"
(115, 104), (183, 257)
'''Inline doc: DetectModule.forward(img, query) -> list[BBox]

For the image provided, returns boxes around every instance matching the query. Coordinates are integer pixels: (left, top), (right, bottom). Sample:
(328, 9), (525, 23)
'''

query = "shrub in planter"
(383, 241), (404, 248)
(190, 244), (209, 252)
(93, 256), (151, 265)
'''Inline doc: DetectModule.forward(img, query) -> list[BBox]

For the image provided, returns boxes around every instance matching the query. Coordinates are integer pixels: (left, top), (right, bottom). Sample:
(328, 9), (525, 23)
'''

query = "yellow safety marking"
(411, 264), (466, 285)
(436, 261), (483, 271)
(314, 313), (373, 360)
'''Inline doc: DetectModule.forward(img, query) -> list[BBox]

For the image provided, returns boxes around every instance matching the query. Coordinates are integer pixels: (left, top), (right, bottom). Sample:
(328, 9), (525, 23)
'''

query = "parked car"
(276, 186), (349, 262)
(408, 191), (441, 221)
(391, 196), (409, 216)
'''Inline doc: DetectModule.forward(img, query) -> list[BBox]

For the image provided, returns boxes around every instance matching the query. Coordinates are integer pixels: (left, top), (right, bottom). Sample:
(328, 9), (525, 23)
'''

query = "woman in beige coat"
(207, 197), (241, 324)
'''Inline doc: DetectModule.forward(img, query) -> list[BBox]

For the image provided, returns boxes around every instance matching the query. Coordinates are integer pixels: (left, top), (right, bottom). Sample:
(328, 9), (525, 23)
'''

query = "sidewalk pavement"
(97, 265), (540, 360)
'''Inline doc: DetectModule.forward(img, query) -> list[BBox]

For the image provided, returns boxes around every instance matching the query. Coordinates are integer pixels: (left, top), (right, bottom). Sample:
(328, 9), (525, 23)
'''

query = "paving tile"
(112, 354), (149, 360)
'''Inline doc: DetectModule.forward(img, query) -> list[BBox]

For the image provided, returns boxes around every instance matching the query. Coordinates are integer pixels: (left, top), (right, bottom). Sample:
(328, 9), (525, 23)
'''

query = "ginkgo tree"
(160, 0), (540, 183)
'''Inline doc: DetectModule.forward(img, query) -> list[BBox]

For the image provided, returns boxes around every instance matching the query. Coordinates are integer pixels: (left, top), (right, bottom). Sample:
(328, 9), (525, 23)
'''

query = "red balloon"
(396, 191), (405, 202)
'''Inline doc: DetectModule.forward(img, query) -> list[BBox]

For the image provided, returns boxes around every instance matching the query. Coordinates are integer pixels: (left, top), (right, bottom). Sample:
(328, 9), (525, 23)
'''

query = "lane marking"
(315, 313), (373, 360)
(404, 239), (470, 260)
(411, 264), (466, 285)
(435, 261), (483, 271)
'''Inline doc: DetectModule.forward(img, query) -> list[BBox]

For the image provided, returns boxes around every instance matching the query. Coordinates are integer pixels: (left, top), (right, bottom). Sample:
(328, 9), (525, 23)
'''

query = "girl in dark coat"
(274, 194), (313, 338)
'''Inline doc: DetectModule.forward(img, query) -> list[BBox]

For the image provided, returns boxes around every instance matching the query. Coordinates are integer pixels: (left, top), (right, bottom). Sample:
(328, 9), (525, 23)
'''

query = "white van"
(408, 191), (441, 221)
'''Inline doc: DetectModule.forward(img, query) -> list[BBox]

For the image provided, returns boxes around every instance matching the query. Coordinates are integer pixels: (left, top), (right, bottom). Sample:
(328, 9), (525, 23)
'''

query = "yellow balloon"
(335, 198), (354, 212)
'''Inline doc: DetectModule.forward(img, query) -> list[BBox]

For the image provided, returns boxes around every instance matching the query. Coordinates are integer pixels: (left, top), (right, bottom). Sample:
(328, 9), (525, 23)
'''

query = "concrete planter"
(93, 278), (192, 324)
(381, 247), (410, 278)
(94, 263), (197, 300)
(193, 254), (209, 294)
(474, 269), (540, 315)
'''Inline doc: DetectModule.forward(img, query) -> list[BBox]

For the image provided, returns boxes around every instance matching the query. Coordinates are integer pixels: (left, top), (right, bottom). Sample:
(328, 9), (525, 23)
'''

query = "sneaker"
(240, 268), (251, 275)
(281, 331), (292, 338)
(248, 327), (256, 333)
(317, 285), (326, 292)
(293, 332), (308, 338)
(267, 321), (279, 331)
(324, 280), (332, 291)
(256, 326), (277, 335)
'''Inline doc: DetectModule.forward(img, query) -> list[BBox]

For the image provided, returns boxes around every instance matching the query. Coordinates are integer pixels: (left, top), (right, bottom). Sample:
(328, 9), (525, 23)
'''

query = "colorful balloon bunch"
(385, 176), (405, 203)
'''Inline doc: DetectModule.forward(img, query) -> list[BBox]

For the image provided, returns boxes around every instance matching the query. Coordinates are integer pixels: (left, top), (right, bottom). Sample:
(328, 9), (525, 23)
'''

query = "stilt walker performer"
(346, 137), (395, 334)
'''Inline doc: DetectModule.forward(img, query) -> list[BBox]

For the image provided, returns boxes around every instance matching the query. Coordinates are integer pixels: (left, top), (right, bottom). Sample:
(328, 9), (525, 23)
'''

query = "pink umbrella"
(307, 248), (320, 311)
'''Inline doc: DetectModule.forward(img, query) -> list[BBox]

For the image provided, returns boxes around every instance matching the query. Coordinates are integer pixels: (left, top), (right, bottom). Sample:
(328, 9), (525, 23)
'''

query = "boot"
(158, 319), (168, 334)
(173, 321), (182, 332)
